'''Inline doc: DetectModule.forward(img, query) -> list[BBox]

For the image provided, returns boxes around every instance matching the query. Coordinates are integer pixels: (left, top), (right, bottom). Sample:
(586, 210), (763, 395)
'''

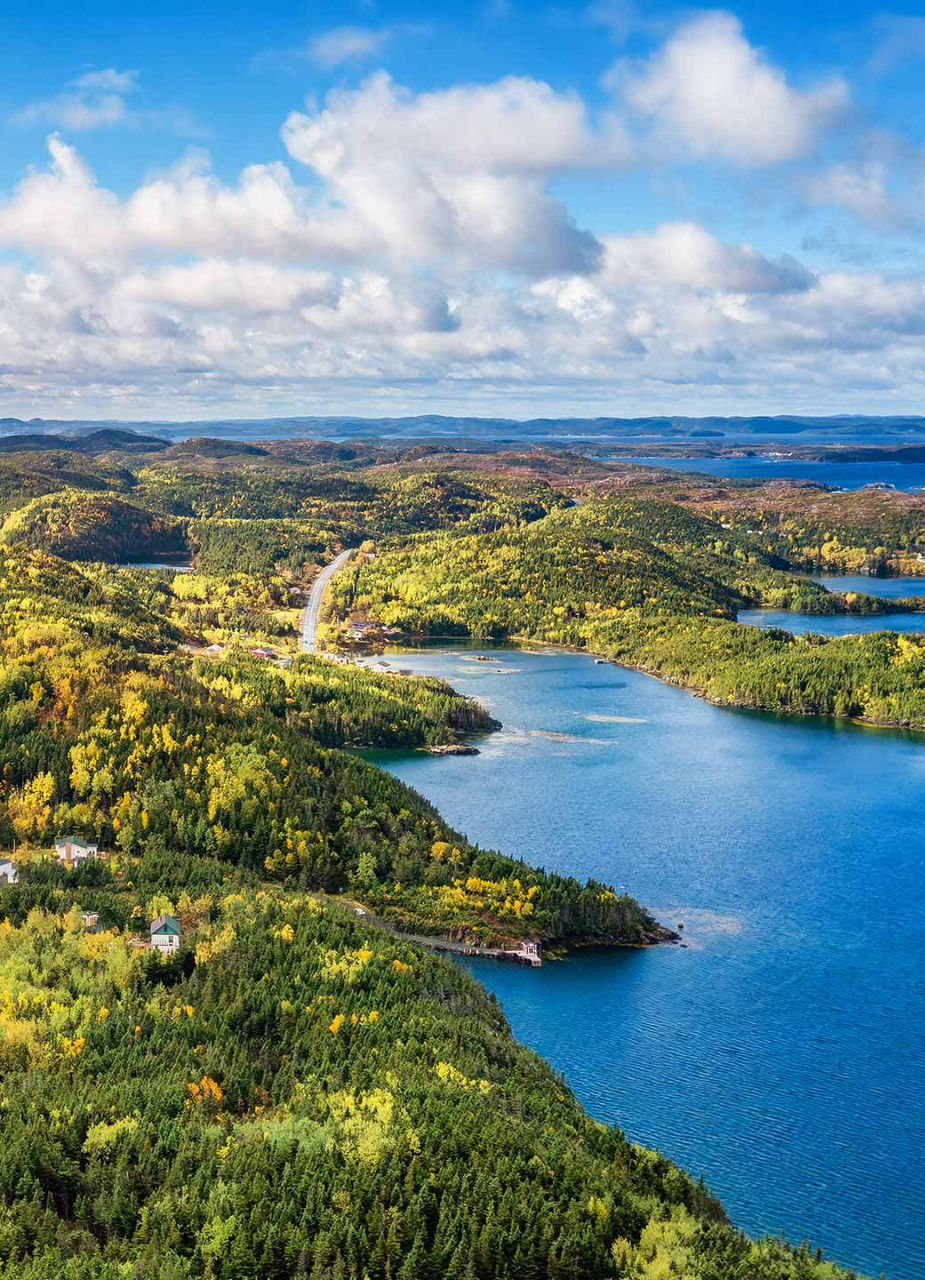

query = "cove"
(618, 455), (925, 490)
(738, 609), (925, 635)
(812, 575), (925, 598)
(368, 647), (925, 1280)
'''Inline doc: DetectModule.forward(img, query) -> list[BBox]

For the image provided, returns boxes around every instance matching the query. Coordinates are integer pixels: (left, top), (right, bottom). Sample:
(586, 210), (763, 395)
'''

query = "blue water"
(813, 575), (925, 599)
(739, 609), (925, 635)
(740, 575), (925, 635)
(118, 559), (193, 572)
(621, 456), (925, 491)
(370, 648), (925, 1280)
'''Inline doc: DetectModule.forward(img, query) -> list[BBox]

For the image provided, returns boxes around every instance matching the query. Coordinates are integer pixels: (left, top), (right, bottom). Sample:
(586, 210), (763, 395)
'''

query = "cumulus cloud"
(13, 68), (139, 131)
(282, 72), (630, 274)
(0, 138), (359, 264)
(0, 65), (922, 416)
(308, 26), (390, 68)
(615, 12), (848, 164)
(0, 96), (611, 277)
(0, 239), (922, 414)
(112, 261), (338, 314)
(600, 223), (813, 293)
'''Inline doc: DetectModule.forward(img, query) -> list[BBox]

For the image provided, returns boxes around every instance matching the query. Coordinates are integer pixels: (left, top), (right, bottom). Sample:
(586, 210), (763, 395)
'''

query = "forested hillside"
(656, 478), (925, 575)
(0, 884), (852, 1280)
(0, 490), (186, 564)
(0, 434), (903, 1277)
(0, 542), (653, 946)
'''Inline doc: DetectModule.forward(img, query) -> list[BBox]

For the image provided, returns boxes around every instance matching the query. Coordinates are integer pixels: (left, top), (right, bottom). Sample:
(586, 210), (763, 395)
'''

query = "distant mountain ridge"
(1, 413), (925, 447)
(0, 427), (170, 454)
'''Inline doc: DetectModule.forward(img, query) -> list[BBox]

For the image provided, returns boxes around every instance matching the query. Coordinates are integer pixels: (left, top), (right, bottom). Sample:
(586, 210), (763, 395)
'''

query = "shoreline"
(371, 631), (925, 736)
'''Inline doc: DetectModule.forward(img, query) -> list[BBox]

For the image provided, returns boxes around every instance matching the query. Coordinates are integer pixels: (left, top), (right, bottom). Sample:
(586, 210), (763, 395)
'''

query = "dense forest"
(0, 883), (852, 1280)
(0, 491), (186, 564)
(0, 432), (907, 1276)
(654, 477), (925, 576)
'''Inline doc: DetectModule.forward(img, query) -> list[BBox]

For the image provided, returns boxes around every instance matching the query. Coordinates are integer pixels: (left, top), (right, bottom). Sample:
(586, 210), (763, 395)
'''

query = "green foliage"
(0, 443), (890, 1278)
(193, 650), (500, 747)
(0, 549), (651, 946)
(0, 892), (858, 1280)
(663, 477), (925, 575)
(0, 491), (185, 564)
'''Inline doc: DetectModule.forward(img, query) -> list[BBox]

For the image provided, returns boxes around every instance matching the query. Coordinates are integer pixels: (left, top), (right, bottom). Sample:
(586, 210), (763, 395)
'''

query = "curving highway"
(300, 549), (353, 653)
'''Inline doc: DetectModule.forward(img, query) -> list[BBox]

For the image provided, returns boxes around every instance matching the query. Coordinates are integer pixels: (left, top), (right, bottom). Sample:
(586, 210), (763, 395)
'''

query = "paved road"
(300, 549), (353, 653)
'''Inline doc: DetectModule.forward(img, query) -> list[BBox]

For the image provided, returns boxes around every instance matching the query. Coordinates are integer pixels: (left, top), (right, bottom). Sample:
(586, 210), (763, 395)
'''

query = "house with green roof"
(150, 914), (182, 954)
(54, 836), (98, 864)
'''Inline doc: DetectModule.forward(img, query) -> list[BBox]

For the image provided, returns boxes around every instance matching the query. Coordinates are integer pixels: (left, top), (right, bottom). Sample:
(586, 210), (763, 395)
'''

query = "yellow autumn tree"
(8, 771), (55, 839)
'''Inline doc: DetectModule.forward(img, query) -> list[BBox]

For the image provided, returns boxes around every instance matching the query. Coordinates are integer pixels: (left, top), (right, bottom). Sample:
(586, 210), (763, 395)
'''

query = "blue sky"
(0, 0), (923, 419)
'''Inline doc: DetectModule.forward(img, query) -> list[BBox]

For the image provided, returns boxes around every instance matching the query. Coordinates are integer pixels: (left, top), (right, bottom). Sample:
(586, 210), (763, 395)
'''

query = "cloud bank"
(0, 12), (921, 416)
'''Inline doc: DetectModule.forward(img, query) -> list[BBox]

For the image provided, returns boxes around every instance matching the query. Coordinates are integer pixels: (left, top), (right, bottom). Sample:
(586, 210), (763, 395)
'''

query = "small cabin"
(150, 913), (182, 954)
(516, 939), (542, 967)
(55, 836), (98, 864)
(81, 910), (99, 929)
(0, 859), (18, 885)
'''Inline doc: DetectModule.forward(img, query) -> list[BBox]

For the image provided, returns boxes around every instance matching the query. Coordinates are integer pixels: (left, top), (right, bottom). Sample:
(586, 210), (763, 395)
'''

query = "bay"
(619, 456), (925, 490)
(738, 609), (925, 635)
(812, 574), (925, 598)
(369, 647), (925, 1280)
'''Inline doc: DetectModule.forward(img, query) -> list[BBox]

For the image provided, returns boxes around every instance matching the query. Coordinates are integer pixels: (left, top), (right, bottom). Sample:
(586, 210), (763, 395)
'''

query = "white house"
(54, 837), (97, 864)
(0, 859), (18, 885)
(81, 910), (99, 929)
(150, 914), (182, 954)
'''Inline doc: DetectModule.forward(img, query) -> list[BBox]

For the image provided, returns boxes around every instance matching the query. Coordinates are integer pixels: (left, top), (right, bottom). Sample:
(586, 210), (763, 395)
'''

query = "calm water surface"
(369, 648), (924, 1280)
(740, 575), (925, 635)
(739, 609), (925, 635)
(813, 575), (925, 598)
(621, 456), (925, 490)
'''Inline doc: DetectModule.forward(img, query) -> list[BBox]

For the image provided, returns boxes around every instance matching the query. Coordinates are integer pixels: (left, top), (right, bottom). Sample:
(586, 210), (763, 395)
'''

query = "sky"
(0, 0), (924, 421)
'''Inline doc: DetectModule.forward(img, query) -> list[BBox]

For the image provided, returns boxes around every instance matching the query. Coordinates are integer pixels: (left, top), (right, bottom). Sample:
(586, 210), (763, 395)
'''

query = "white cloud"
(802, 161), (897, 226)
(282, 72), (629, 274)
(0, 68), (922, 416)
(0, 241), (923, 414)
(112, 261), (338, 314)
(600, 223), (813, 293)
(70, 69), (137, 93)
(13, 68), (138, 131)
(308, 26), (390, 68)
(11, 68), (202, 137)
(1, 69), (629, 280)
(616, 12), (848, 164)
(0, 138), (358, 264)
